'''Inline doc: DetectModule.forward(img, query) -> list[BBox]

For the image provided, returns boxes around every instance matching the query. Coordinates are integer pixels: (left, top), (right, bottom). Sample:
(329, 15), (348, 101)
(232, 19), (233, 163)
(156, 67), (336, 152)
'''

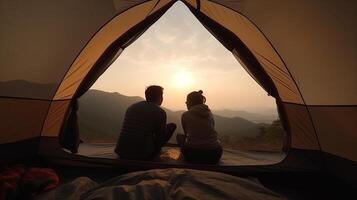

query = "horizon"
(88, 89), (277, 116)
(91, 2), (277, 114)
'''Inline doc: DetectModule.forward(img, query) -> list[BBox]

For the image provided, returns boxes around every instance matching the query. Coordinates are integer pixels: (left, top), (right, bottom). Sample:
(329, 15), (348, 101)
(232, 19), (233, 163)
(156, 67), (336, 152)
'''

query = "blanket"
(35, 168), (285, 200)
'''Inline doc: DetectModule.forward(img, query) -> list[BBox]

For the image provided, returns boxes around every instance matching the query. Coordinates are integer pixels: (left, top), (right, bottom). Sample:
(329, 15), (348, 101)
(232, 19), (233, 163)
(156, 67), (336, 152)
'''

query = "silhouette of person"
(177, 90), (222, 164)
(115, 85), (176, 160)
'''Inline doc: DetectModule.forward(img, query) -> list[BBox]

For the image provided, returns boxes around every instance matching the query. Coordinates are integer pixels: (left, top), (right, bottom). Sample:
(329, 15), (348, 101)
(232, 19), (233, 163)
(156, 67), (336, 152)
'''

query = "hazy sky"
(92, 2), (276, 112)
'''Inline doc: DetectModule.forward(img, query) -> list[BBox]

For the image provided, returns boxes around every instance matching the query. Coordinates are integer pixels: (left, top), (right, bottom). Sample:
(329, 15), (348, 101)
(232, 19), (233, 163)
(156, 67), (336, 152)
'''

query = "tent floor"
(77, 143), (285, 166)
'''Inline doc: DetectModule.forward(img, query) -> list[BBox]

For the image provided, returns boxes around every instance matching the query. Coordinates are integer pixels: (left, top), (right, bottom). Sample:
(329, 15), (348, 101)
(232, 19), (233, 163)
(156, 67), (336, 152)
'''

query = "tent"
(0, 0), (356, 184)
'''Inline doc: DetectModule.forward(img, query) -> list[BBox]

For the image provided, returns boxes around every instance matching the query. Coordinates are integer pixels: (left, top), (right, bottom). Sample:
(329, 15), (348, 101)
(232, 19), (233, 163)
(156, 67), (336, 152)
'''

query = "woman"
(177, 90), (222, 164)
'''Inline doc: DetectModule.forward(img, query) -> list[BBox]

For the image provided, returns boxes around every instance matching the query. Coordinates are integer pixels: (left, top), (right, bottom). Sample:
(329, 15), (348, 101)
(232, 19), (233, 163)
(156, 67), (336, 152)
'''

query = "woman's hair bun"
(187, 90), (206, 106)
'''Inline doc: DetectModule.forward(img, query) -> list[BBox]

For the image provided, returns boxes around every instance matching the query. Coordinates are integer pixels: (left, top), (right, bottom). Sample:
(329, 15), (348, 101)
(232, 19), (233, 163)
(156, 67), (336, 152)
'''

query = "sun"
(173, 70), (193, 88)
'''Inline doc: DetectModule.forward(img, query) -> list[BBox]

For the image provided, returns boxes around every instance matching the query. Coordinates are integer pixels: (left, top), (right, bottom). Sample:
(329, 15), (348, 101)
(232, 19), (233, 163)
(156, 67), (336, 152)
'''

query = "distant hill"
(78, 89), (262, 143)
(78, 90), (143, 142)
(213, 109), (278, 123)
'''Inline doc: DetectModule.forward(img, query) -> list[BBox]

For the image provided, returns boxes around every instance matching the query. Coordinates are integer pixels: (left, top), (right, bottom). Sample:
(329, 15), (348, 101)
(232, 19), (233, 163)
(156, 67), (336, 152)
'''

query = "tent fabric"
(41, 100), (71, 137)
(0, 98), (49, 143)
(309, 106), (357, 162)
(281, 103), (319, 150)
(206, 0), (357, 105)
(0, 0), (356, 182)
(0, 0), (121, 99)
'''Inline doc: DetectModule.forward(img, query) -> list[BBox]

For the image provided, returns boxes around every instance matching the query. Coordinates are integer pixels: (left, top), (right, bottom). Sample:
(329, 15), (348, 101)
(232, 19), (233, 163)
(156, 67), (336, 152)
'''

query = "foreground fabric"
(36, 168), (285, 200)
(0, 165), (59, 200)
(35, 177), (98, 200)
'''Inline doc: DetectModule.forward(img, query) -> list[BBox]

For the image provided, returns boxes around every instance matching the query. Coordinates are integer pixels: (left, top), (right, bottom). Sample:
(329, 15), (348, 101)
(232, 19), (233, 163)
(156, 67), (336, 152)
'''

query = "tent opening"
(1, 0), (356, 187)
(72, 2), (287, 166)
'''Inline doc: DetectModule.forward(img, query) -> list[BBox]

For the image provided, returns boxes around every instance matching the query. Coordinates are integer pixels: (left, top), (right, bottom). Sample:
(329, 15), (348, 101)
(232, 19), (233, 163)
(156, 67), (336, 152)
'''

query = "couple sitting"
(115, 85), (222, 164)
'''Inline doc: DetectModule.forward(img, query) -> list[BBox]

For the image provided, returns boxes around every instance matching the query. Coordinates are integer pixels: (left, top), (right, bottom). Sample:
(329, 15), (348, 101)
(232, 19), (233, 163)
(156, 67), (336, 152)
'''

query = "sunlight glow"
(172, 69), (193, 89)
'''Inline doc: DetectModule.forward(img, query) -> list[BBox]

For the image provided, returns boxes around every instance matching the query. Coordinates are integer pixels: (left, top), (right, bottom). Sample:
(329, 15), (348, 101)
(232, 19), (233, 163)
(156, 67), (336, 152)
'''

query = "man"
(115, 85), (176, 160)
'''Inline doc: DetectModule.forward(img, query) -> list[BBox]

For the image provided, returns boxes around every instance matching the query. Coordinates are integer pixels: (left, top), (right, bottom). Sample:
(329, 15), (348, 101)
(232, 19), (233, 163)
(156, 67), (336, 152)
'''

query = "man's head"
(145, 85), (164, 105)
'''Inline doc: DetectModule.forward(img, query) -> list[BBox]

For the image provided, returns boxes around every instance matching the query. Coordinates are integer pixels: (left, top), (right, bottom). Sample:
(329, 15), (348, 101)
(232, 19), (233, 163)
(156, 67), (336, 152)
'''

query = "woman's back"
(180, 90), (222, 164)
(182, 104), (220, 149)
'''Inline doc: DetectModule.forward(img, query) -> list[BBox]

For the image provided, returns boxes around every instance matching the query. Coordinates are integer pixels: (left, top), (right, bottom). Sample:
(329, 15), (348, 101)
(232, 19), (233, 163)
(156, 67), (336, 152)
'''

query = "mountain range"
(212, 109), (278, 123)
(78, 89), (268, 143)
(0, 80), (283, 150)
